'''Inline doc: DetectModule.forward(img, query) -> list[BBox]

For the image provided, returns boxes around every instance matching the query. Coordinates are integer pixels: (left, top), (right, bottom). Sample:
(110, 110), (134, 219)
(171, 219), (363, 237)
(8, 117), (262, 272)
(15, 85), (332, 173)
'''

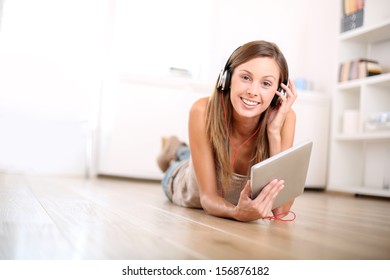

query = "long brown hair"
(205, 40), (289, 188)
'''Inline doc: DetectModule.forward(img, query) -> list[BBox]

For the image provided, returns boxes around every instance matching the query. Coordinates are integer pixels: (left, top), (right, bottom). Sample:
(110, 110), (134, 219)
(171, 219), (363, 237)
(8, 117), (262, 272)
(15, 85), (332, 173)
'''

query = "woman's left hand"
(267, 79), (298, 134)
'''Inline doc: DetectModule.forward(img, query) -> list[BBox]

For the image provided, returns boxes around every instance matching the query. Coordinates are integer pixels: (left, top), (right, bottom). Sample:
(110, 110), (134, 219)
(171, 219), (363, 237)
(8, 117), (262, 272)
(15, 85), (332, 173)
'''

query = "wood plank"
(61, 177), (390, 259)
(41, 176), (294, 259)
(127, 180), (390, 259)
(24, 176), (196, 259)
(292, 191), (390, 259)
(0, 174), (75, 259)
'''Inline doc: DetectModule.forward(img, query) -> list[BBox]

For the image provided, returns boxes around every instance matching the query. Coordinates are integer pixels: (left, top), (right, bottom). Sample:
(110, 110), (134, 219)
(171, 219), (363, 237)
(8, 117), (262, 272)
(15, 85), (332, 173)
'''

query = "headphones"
(217, 46), (288, 107)
(217, 46), (241, 92)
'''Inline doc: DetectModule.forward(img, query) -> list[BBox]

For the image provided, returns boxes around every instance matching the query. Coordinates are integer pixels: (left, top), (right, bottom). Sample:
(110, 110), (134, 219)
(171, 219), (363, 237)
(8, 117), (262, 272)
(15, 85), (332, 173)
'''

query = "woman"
(157, 40), (297, 222)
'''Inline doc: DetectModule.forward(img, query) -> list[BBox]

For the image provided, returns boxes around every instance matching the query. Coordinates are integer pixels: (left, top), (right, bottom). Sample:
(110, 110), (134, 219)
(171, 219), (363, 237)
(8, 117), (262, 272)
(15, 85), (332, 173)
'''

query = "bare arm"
(188, 98), (236, 219)
(267, 79), (297, 156)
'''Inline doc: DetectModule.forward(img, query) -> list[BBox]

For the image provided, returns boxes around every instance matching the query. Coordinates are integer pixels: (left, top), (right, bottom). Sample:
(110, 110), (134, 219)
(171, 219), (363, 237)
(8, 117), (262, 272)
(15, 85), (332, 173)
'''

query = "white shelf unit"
(328, 0), (390, 197)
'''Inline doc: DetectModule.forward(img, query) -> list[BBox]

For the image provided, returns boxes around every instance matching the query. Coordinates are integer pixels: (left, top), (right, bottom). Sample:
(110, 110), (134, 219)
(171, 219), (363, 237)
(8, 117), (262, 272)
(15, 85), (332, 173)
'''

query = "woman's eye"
(241, 75), (250, 81)
(262, 81), (272, 87)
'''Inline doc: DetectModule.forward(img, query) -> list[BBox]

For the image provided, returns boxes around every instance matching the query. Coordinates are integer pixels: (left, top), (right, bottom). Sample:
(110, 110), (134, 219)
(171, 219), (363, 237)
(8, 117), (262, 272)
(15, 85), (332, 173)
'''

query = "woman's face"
(229, 57), (280, 120)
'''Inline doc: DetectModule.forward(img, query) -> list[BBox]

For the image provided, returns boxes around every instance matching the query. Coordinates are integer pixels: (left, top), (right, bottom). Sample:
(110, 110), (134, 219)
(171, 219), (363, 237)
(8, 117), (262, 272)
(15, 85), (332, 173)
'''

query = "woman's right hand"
(233, 179), (284, 222)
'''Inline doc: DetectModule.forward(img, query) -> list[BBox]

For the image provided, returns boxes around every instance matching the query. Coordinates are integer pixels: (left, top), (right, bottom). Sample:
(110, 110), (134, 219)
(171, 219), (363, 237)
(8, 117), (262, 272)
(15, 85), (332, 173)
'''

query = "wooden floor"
(0, 173), (389, 260)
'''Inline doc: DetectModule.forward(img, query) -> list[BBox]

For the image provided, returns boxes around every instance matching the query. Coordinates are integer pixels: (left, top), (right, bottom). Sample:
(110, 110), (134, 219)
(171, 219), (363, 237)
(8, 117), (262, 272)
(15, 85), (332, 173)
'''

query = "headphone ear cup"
(217, 69), (225, 91)
(223, 70), (231, 91)
(217, 69), (231, 91)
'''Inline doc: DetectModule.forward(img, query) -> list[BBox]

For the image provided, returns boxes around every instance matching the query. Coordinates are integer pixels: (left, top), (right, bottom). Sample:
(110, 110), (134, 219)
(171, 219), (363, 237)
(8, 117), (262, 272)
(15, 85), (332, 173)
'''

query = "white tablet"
(250, 140), (313, 209)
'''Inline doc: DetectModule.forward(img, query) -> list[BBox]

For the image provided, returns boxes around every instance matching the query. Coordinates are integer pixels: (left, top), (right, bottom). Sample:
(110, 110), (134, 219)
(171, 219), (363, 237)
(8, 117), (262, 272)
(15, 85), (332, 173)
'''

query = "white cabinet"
(328, 0), (390, 197)
(294, 92), (330, 189)
(97, 75), (211, 180)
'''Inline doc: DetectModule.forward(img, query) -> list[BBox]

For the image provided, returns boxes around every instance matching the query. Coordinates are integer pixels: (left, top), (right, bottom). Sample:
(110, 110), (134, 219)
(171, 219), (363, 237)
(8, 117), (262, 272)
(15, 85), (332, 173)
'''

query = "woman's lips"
(241, 97), (260, 107)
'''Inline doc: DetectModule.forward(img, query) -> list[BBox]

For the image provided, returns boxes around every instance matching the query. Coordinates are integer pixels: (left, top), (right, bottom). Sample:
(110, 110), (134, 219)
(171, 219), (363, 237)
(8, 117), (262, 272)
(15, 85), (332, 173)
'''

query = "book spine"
(341, 0), (365, 33)
(339, 58), (382, 82)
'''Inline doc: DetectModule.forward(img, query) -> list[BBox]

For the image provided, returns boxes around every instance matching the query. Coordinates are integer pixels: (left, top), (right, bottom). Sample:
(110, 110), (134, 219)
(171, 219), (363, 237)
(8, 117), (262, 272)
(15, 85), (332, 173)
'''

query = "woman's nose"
(247, 82), (259, 96)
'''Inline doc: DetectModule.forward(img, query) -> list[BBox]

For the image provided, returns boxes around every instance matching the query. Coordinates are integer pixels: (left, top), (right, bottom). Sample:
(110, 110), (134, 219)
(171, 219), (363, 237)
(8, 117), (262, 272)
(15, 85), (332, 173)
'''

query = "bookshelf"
(328, 0), (390, 197)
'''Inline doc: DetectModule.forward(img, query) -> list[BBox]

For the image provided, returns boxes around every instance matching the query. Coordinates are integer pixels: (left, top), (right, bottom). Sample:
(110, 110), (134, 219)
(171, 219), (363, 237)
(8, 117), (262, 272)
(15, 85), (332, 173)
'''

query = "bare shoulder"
(279, 108), (296, 131)
(286, 108), (296, 122)
(283, 108), (296, 133)
(190, 97), (209, 115)
(189, 97), (209, 133)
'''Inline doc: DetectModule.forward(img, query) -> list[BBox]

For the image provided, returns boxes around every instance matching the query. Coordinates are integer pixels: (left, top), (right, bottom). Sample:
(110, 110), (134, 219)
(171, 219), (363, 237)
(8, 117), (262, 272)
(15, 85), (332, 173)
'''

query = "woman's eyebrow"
(237, 69), (252, 74)
(236, 69), (277, 81)
(262, 75), (277, 81)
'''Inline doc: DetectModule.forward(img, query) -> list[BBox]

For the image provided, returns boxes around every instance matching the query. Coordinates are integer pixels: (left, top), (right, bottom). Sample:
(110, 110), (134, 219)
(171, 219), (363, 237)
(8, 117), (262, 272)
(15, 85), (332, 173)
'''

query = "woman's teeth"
(242, 98), (258, 106)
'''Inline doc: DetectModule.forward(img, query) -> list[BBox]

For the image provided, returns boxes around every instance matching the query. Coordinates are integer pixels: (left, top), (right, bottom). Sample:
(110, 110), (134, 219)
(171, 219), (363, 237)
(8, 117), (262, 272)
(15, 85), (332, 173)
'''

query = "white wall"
(0, 0), (338, 177)
(0, 0), (108, 176)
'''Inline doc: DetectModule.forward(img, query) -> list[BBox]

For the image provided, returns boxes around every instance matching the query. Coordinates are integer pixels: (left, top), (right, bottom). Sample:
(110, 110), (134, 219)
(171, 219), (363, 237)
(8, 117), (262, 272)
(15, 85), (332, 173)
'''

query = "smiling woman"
(157, 40), (298, 222)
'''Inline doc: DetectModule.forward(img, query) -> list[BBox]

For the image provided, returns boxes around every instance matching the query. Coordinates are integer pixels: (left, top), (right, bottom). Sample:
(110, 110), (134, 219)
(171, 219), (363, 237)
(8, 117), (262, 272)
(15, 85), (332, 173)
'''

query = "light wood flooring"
(0, 173), (389, 260)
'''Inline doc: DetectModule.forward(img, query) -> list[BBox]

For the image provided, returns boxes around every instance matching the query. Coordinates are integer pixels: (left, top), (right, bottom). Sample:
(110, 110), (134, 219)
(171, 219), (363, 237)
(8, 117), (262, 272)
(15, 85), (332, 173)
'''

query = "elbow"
(199, 194), (213, 215)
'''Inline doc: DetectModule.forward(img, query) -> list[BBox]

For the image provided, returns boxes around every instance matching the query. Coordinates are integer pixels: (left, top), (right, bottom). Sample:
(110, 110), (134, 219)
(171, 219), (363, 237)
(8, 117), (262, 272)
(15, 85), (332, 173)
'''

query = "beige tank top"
(167, 158), (248, 208)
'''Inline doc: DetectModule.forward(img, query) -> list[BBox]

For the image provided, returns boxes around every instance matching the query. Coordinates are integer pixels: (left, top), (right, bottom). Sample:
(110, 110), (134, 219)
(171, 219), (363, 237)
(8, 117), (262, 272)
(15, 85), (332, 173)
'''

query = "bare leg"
(156, 136), (183, 172)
